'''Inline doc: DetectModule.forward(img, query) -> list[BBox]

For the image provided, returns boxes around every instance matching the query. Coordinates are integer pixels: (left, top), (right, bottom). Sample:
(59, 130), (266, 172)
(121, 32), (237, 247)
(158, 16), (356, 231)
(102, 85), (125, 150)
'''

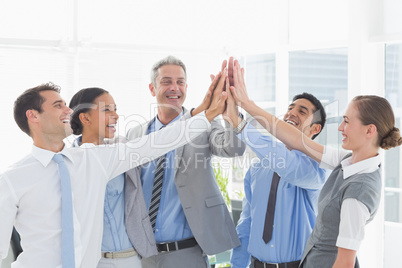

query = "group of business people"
(0, 55), (401, 268)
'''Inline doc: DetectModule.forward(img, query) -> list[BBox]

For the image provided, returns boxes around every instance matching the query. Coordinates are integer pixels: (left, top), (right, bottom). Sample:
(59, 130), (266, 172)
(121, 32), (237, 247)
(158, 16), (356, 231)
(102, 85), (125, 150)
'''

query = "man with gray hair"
(125, 55), (246, 267)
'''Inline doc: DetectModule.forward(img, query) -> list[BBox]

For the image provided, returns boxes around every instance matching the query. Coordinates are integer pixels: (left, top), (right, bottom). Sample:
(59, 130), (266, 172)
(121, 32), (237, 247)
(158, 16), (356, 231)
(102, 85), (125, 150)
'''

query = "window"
(245, 54), (276, 113)
(289, 48), (348, 145)
(384, 44), (402, 223)
(384, 43), (402, 267)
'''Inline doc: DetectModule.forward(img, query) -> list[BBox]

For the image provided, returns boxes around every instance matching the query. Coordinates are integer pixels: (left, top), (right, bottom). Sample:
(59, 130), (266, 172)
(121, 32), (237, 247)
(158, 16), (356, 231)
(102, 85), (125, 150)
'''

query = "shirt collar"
(154, 109), (184, 130)
(341, 154), (381, 179)
(32, 144), (74, 167)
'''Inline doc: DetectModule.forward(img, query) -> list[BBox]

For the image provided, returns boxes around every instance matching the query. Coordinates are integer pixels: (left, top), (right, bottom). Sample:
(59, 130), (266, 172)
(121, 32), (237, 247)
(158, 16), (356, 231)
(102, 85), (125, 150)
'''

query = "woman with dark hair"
(226, 59), (402, 268)
(69, 87), (155, 268)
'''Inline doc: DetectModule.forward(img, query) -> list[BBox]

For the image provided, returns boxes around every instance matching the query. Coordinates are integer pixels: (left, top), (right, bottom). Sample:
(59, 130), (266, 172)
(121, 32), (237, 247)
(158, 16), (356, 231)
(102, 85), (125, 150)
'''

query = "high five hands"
(211, 57), (247, 128)
(192, 67), (228, 122)
(192, 56), (249, 129)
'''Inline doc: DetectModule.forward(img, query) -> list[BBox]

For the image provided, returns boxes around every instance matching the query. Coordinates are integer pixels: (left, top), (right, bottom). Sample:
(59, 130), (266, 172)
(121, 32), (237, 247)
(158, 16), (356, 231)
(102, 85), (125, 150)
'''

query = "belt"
(101, 248), (137, 259)
(156, 237), (198, 253)
(254, 258), (300, 268)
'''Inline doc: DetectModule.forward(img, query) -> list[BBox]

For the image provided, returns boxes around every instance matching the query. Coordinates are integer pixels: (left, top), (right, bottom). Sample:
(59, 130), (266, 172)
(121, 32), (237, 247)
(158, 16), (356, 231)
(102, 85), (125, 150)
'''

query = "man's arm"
(238, 123), (325, 190)
(96, 112), (211, 179)
(229, 59), (324, 163)
(208, 73), (246, 157)
(96, 86), (229, 180)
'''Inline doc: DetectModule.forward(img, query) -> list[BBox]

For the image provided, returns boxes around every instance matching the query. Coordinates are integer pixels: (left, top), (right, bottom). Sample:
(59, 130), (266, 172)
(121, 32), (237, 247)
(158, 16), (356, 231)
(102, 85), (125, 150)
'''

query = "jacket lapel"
(144, 108), (189, 178)
(173, 110), (190, 177)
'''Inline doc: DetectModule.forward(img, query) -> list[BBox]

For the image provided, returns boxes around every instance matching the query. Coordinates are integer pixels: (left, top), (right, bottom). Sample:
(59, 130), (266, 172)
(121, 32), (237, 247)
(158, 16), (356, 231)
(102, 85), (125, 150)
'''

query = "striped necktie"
(53, 154), (75, 267)
(148, 126), (166, 231)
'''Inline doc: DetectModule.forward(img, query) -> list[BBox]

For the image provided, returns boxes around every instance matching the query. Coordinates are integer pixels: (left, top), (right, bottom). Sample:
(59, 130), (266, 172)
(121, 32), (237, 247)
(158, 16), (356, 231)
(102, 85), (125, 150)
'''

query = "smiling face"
(82, 93), (118, 143)
(36, 90), (73, 139)
(149, 64), (187, 115)
(338, 102), (370, 151)
(283, 98), (320, 139)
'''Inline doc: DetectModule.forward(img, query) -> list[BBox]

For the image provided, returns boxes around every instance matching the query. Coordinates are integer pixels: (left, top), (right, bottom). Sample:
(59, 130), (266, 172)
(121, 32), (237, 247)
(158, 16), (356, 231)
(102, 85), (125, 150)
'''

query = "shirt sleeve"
(319, 146), (350, 170)
(238, 123), (325, 190)
(208, 117), (246, 157)
(336, 198), (370, 250)
(94, 113), (212, 180)
(0, 175), (19, 266)
(230, 168), (252, 268)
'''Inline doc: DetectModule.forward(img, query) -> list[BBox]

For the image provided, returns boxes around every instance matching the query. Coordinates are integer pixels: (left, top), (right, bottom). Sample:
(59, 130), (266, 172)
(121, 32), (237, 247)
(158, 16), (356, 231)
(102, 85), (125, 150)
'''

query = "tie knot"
(52, 154), (65, 164)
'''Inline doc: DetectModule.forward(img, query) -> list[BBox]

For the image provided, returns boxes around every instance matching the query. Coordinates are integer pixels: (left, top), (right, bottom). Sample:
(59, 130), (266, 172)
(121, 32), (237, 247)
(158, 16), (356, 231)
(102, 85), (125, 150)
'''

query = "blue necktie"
(53, 154), (75, 267)
(263, 172), (281, 243)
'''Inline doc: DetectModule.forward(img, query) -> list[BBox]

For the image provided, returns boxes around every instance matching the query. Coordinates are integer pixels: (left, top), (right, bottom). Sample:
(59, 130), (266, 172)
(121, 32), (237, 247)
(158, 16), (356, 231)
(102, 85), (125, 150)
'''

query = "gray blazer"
(125, 108), (246, 255)
(106, 137), (158, 258)
(124, 167), (158, 258)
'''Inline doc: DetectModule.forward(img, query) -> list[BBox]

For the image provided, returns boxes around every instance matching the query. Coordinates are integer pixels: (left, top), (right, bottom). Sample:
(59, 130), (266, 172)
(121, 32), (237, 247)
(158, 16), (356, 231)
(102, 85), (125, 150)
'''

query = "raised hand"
(204, 67), (229, 121)
(223, 76), (241, 128)
(205, 90), (228, 122)
(210, 57), (235, 87)
(209, 68), (227, 109)
(227, 56), (235, 86)
(191, 71), (223, 116)
(230, 59), (251, 108)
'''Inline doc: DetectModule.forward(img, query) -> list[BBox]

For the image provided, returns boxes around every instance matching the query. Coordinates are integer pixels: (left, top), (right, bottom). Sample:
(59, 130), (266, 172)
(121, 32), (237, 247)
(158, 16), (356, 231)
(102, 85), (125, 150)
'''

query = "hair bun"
(381, 127), (402, 150)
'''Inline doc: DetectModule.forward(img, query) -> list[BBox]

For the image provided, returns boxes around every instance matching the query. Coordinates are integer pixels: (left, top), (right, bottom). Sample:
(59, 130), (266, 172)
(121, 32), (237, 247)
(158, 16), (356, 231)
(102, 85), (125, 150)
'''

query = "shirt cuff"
(336, 236), (362, 251)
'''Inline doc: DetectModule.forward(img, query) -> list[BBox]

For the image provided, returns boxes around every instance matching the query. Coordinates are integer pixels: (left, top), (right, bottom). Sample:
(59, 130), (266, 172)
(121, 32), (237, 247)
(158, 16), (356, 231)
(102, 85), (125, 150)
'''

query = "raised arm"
(98, 72), (229, 179)
(229, 59), (324, 163)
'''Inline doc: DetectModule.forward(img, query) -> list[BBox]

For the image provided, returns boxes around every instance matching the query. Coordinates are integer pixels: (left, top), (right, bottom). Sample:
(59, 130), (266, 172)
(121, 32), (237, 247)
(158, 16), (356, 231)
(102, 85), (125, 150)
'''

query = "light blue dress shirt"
(230, 123), (326, 268)
(141, 111), (193, 243)
(73, 137), (133, 252)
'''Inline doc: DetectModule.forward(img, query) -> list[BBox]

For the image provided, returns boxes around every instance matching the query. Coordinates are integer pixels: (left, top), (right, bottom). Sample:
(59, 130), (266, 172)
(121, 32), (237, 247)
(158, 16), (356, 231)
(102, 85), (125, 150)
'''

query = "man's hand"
(191, 71), (222, 116)
(205, 68), (228, 121)
(205, 91), (228, 122)
(223, 77), (242, 128)
(210, 57), (234, 87)
(227, 56), (235, 86)
(230, 59), (252, 109)
(209, 68), (227, 110)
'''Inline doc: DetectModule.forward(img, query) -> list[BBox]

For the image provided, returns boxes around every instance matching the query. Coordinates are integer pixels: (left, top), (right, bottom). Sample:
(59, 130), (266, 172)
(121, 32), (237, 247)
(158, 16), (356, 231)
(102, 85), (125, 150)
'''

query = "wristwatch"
(234, 118), (247, 134)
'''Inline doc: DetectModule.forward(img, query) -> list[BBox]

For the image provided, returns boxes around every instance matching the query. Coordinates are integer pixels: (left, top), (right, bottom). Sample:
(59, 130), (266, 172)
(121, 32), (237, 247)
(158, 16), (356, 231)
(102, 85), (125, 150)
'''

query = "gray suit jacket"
(124, 167), (158, 257)
(125, 108), (246, 255)
(107, 137), (158, 258)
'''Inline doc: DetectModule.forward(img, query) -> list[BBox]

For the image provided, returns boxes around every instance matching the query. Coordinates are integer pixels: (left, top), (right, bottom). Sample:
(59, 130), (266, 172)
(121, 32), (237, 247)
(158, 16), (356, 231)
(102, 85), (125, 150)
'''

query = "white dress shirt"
(0, 113), (210, 268)
(320, 146), (381, 250)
